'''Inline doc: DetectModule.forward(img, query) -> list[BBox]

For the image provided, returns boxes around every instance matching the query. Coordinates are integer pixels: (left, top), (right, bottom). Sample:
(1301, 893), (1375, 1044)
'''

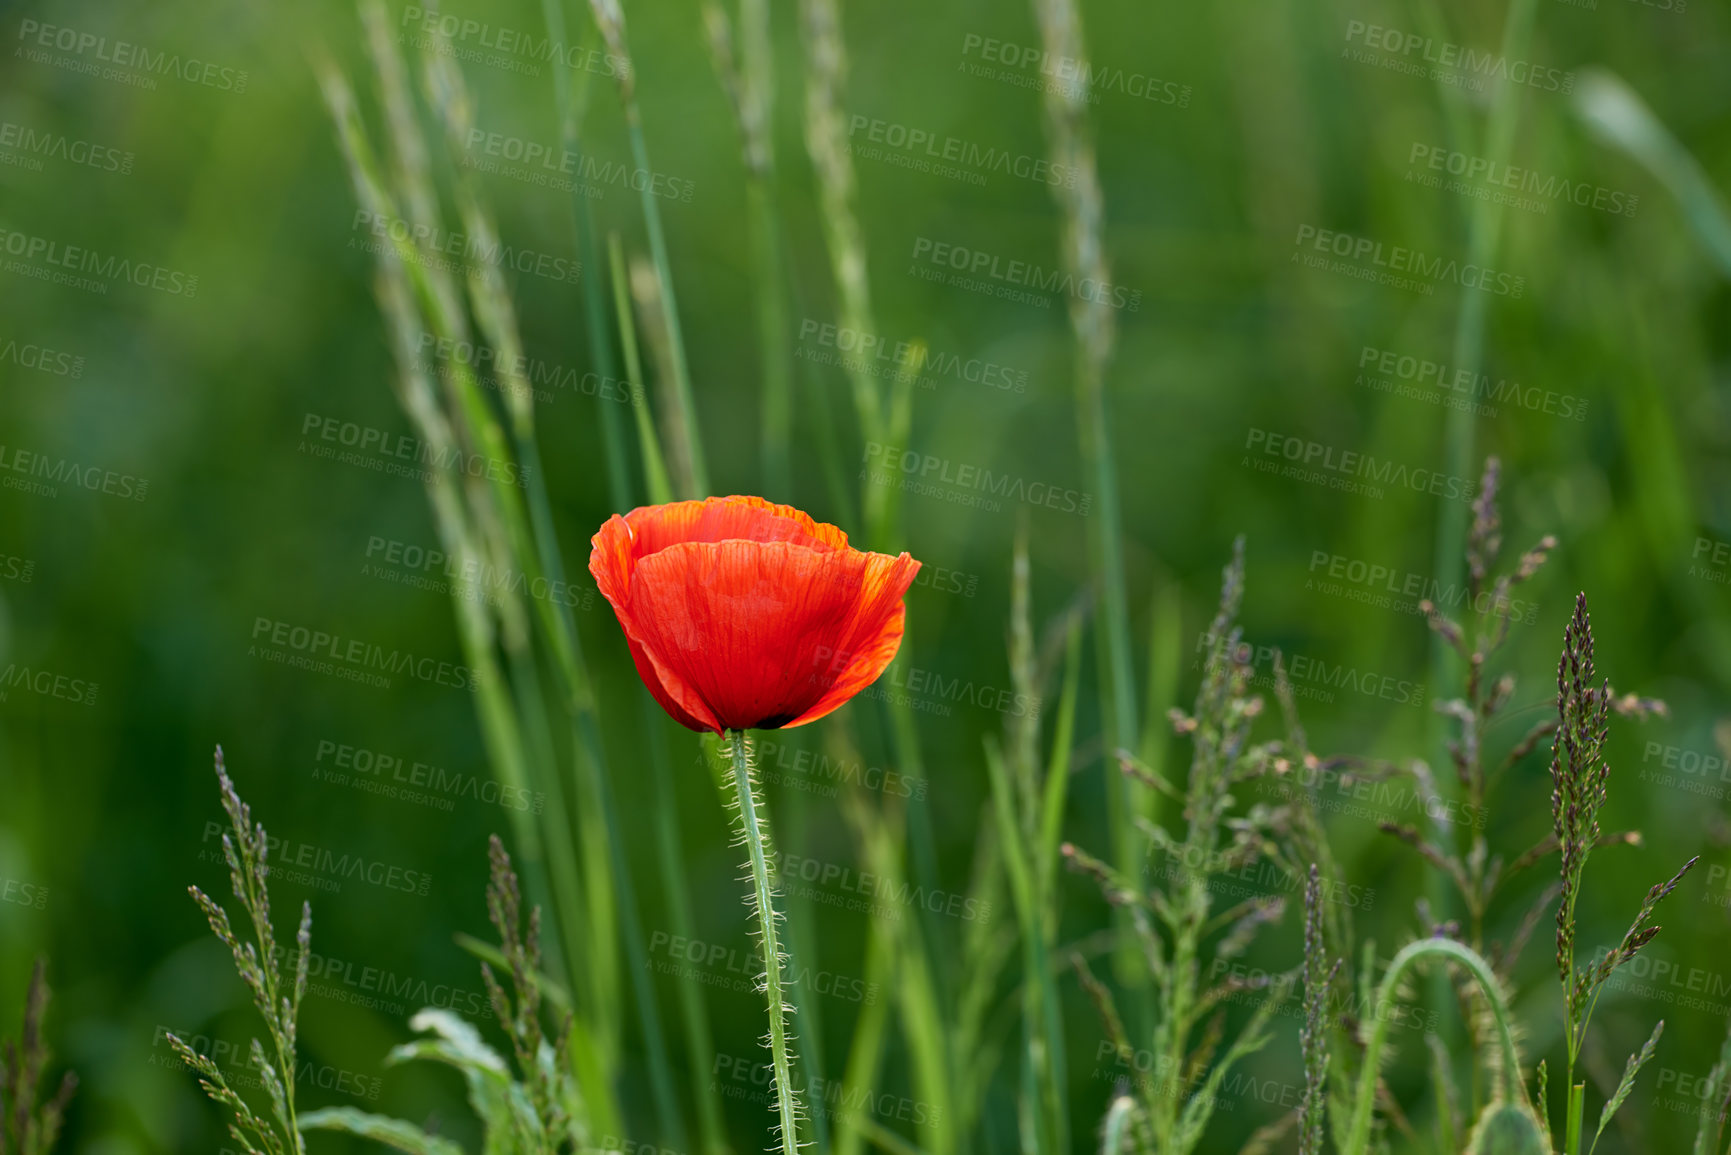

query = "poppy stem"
(727, 728), (803, 1154)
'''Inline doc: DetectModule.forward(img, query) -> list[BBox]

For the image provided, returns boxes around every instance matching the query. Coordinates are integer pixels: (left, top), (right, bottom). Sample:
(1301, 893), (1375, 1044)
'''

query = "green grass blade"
(1590, 1020), (1663, 1155)
(1576, 71), (1731, 277)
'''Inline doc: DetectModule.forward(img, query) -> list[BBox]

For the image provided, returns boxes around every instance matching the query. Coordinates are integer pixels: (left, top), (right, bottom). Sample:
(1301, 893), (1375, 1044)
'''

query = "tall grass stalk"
(317, 6), (725, 1139)
(1416, 0), (1539, 1073)
(1027, 0), (1143, 1022)
(1066, 542), (1299, 1153)
(795, 12), (970, 1148)
(982, 526), (1082, 1154)
(703, 0), (795, 499)
(1, 962), (77, 1153)
(585, 0), (710, 496)
(798, 0), (913, 549)
(536, 0), (633, 506)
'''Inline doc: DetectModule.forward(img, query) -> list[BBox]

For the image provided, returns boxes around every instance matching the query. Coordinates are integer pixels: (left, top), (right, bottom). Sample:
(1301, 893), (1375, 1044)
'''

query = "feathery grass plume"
(1375, 461), (1677, 1132)
(1064, 540), (1298, 1153)
(1381, 458), (1565, 958)
(167, 746), (311, 1155)
(173, 764), (594, 1152)
(1547, 591), (1697, 1155)
(477, 835), (583, 1139)
(0, 959), (77, 1155)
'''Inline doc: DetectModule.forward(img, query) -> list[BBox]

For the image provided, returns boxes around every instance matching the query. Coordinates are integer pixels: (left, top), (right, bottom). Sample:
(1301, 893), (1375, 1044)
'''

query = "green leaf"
(388, 1008), (543, 1155)
(1591, 1019), (1663, 1155)
(1690, 1019), (1731, 1155)
(1467, 1102), (1549, 1155)
(1575, 70), (1731, 279)
(1100, 1093), (1136, 1155)
(298, 1107), (466, 1155)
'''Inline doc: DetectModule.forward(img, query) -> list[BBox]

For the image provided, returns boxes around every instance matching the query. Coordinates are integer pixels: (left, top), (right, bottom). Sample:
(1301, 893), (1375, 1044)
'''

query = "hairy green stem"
(1344, 938), (1521, 1155)
(729, 730), (801, 1154)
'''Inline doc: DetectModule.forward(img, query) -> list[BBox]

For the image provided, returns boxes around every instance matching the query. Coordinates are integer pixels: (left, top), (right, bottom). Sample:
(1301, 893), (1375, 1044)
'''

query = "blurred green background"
(2, 0), (1730, 1149)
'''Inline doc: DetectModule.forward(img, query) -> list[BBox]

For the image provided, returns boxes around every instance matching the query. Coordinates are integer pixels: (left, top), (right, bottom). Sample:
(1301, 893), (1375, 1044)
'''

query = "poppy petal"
(620, 632), (720, 733)
(591, 496), (850, 611)
(623, 496), (849, 559)
(622, 541), (918, 732)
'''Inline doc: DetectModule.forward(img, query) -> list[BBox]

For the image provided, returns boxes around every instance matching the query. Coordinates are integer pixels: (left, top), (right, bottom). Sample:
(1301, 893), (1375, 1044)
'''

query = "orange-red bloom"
(589, 496), (920, 734)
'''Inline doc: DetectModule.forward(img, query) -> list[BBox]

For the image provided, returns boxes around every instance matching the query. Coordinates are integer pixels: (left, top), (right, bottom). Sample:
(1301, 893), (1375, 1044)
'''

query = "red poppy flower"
(589, 496), (921, 734)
